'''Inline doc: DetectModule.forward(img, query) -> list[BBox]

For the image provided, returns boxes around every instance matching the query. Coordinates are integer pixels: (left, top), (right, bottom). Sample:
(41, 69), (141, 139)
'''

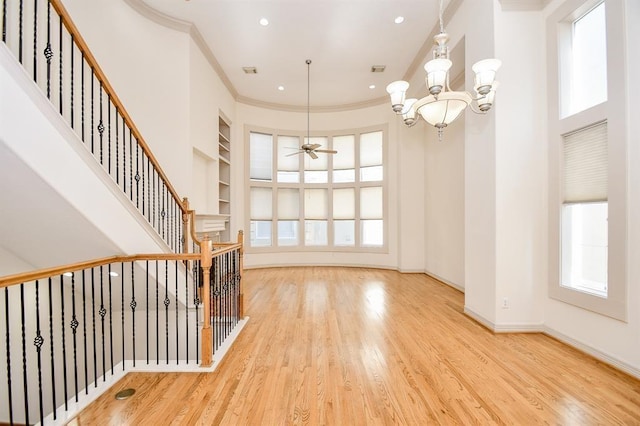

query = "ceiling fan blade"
(314, 149), (338, 154)
(285, 151), (303, 157)
(308, 150), (318, 160)
(309, 143), (322, 150)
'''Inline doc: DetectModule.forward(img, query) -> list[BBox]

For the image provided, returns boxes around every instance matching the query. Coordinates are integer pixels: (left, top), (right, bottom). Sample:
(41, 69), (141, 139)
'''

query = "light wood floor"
(72, 267), (640, 425)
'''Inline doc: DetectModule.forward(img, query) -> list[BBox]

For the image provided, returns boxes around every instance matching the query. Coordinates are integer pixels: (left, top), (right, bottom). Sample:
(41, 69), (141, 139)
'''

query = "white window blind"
(333, 188), (355, 219)
(333, 135), (355, 170)
(563, 121), (608, 203)
(278, 136), (300, 171)
(278, 189), (299, 220)
(360, 131), (383, 167)
(360, 187), (383, 219)
(250, 187), (272, 220)
(305, 188), (328, 219)
(250, 132), (273, 181)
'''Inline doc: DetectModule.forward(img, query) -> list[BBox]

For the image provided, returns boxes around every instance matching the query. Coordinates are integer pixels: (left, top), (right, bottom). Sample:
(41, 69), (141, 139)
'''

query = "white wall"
(493, 5), (547, 328)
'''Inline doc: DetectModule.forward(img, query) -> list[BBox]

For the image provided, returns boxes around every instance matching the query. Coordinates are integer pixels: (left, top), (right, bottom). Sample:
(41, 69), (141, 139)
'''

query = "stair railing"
(0, 231), (244, 425)
(1, 0), (188, 252)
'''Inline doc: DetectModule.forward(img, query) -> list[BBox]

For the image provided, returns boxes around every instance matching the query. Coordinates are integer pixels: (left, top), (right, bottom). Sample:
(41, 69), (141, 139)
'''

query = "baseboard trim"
(543, 326), (640, 380)
(425, 271), (465, 293)
(464, 307), (640, 380)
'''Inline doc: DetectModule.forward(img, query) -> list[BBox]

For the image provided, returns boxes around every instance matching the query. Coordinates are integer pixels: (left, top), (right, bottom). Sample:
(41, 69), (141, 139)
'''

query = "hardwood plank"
(71, 267), (640, 425)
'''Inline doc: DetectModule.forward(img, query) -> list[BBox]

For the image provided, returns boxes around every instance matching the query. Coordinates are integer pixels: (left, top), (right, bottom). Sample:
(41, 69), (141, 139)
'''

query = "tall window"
(561, 122), (608, 297)
(562, 1), (607, 117)
(548, 0), (626, 320)
(247, 128), (385, 251)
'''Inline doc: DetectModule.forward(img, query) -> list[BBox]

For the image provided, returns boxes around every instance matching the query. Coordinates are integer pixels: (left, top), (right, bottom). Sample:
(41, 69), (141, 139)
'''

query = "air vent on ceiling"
(242, 67), (258, 74)
(371, 65), (386, 73)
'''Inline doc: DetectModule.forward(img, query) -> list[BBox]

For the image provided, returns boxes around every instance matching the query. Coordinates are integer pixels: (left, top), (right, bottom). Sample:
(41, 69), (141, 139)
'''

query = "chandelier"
(385, 0), (501, 140)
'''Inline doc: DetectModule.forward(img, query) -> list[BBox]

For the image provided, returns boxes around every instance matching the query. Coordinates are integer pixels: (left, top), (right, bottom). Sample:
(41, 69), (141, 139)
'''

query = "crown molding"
(498, 0), (551, 11)
(123, 0), (238, 99)
(236, 95), (389, 113)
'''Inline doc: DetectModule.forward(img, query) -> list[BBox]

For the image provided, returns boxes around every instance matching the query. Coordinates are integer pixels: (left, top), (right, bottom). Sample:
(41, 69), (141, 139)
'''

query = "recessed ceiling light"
(395, 16), (405, 24)
(242, 67), (258, 74)
(369, 85), (376, 89)
(259, 17), (269, 26)
(278, 85), (285, 91)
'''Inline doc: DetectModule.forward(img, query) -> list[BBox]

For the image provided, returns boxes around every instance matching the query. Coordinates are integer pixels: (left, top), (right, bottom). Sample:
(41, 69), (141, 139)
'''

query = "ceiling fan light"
(386, 80), (410, 113)
(472, 59), (501, 95)
(424, 58), (452, 96)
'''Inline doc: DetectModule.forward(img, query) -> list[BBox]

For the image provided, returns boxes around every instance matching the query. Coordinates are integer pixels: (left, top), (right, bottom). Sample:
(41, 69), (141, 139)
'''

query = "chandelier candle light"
(386, 0), (501, 140)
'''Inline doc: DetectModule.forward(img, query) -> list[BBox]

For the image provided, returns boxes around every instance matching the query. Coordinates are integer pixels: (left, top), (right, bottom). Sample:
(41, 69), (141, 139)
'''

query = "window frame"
(244, 124), (388, 254)
(547, 0), (628, 321)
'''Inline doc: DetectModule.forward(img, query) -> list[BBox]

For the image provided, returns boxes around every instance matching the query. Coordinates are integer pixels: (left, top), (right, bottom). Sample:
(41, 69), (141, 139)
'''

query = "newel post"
(200, 235), (213, 367)
(238, 230), (244, 318)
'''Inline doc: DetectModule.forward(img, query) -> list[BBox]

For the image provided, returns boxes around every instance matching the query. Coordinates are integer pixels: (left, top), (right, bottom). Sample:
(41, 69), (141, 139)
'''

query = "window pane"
(360, 131), (383, 167)
(304, 170), (328, 183)
(360, 165), (383, 182)
(305, 189), (327, 219)
(250, 187), (272, 220)
(277, 171), (300, 183)
(361, 220), (383, 246)
(561, 202), (608, 296)
(250, 220), (272, 247)
(305, 220), (328, 246)
(304, 137), (329, 171)
(278, 188), (299, 220)
(278, 220), (299, 246)
(570, 2), (607, 115)
(334, 220), (355, 246)
(250, 132), (273, 181)
(278, 135), (300, 171)
(333, 135), (355, 170)
(360, 187), (383, 219)
(333, 169), (355, 183)
(333, 188), (355, 219)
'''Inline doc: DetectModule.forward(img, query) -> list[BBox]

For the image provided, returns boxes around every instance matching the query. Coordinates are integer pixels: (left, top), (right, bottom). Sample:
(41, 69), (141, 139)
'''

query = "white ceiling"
(138, 0), (447, 109)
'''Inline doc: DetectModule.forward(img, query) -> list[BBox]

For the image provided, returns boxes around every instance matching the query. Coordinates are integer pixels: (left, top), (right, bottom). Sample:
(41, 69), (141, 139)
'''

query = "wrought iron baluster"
(98, 83), (104, 165)
(99, 265), (106, 382)
(129, 130), (134, 201)
(175, 259), (178, 364)
(60, 275), (68, 409)
(4, 287), (14, 424)
(115, 109), (119, 184)
(82, 270), (89, 394)
(18, 0), (23, 62)
(48, 277), (57, 419)
(70, 272), (79, 402)
(164, 260), (169, 364)
(2, 0), (7, 43)
(152, 169), (156, 232)
(121, 263), (125, 371)
(70, 34), (74, 129)
(58, 14), (62, 115)
(32, 0), (38, 82)
(20, 283), (29, 426)
(156, 260), (159, 364)
(44, 1), (51, 98)
(131, 262), (137, 367)
(135, 144), (140, 208)
(108, 264), (114, 375)
(81, 53), (85, 142)
(91, 267), (97, 387)
(108, 97), (112, 175)
(91, 73), (95, 153)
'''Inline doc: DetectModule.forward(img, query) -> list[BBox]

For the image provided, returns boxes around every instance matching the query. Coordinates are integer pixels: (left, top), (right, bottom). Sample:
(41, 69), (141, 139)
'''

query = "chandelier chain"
(439, 0), (444, 34)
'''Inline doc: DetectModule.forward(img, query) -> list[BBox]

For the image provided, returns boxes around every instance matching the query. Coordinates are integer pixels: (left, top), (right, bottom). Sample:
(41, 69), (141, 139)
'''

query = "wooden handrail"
(49, 0), (186, 215)
(0, 242), (242, 289)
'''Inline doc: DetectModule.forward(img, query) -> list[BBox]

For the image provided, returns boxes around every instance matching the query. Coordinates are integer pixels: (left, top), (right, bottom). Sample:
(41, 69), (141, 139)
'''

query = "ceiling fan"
(287, 59), (337, 160)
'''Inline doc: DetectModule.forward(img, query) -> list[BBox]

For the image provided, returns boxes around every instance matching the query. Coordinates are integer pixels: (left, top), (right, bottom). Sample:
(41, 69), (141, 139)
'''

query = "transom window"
(247, 127), (385, 251)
